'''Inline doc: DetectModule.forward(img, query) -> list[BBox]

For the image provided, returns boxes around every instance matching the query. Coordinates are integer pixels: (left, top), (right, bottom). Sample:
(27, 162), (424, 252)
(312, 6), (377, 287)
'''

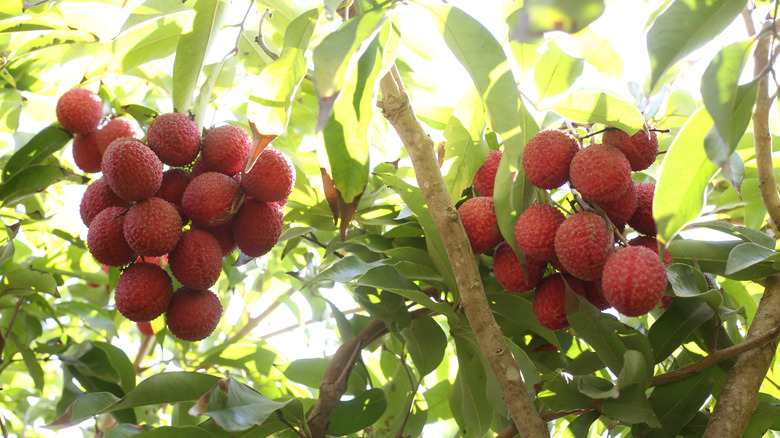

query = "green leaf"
(571, 27), (623, 79)
(665, 264), (723, 309)
(577, 375), (619, 399)
(441, 85), (486, 203)
(118, 426), (217, 438)
(450, 335), (492, 437)
(0, 164), (83, 206)
(534, 40), (584, 100)
(648, 298), (715, 363)
(617, 350), (651, 389)
(668, 238), (780, 281)
(282, 358), (365, 395)
(0, 15), (69, 32)
(0, 268), (58, 297)
(171, 0), (226, 112)
(326, 388), (387, 436)
(120, 0), (193, 33)
(105, 372), (222, 413)
(9, 29), (98, 55)
(601, 384), (661, 427)
(354, 286), (412, 330)
(12, 334), (44, 391)
(45, 392), (120, 429)
(654, 107), (719, 243)
(3, 125), (70, 178)
(487, 292), (560, 348)
(647, 0), (747, 90)
(305, 255), (390, 285)
(538, 91), (646, 135)
(506, 0), (605, 41)
(725, 243), (777, 275)
(357, 265), (457, 320)
(686, 221), (776, 249)
(0, 89), (22, 131)
(400, 315), (447, 377)
(638, 368), (716, 437)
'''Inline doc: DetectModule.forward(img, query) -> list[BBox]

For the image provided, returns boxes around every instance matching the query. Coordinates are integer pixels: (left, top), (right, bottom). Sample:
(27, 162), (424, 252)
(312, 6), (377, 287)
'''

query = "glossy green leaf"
(120, 0), (193, 33)
(638, 368), (716, 437)
(601, 384), (660, 427)
(171, 0), (226, 112)
(283, 357), (365, 395)
(648, 298), (715, 363)
(725, 242), (777, 275)
(354, 286), (412, 330)
(305, 255), (390, 285)
(441, 85), (486, 202)
(326, 388), (387, 436)
(506, 0), (605, 41)
(743, 399), (780, 438)
(577, 375), (619, 399)
(487, 293), (560, 348)
(46, 392), (120, 428)
(12, 335), (44, 391)
(119, 426), (217, 438)
(104, 372), (221, 412)
(358, 265), (457, 320)
(9, 29), (98, 55)
(0, 267), (58, 297)
(668, 238), (780, 281)
(0, 164), (83, 206)
(617, 350), (651, 389)
(571, 27), (623, 79)
(534, 40), (584, 100)
(537, 373), (592, 411)
(686, 221), (776, 249)
(539, 91), (646, 135)
(0, 15), (69, 32)
(400, 315), (448, 377)
(3, 125), (71, 178)
(450, 335), (492, 437)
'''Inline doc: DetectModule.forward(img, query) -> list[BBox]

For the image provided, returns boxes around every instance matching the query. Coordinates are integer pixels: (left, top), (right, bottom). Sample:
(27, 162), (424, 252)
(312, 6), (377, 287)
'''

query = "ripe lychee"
(102, 138), (163, 201)
(154, 168), (194, 221)
(514, 204), (565, 261)
(72, 131), (102, 173)
(569, 144), (631, 204)
(628, 182), (657, 236)
(191, 156), (212, 177)
(628, 236), (673, 265)
(56, 87), (103, 134)
(201, 125), (251, 176)
(232, 199), (283, 257)
(168, 229), (223, 290)
(137, 321), (155, 336)
(114, 262), (173, 322)
(97, 117), (142, 155)
(532, 274), (585, 331)
(492, 242), (546, 293)
(80, 177), (130, 227)
(522, 129), (579, 189)
(198, 220), (237, 257)
(582, 280), (610, 310)
(241, 147), (296, 203)
(472, 150), (502, 197)
(554, 212), (612, 281)
(87, 206), (137, 267)
(123, 198), (183, 256)
(166, 287), (222, 342)
(590, 180), (637, 227)
(602, 127), (658, 171)
(181, 172), (242, 227)
(601, 246), (668, 317)
(458, 197), (503, 254)
(146, 113), (201, 166)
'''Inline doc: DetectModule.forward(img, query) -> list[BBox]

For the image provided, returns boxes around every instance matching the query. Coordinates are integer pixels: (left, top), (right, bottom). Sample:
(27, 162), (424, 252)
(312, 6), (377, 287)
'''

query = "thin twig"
(0, 413), (8, 438)
(0, 297), (24, 365)
(277, 411), (305, 438)
(254, 9), (280, 61)
(132, 334), (155, 374)
(225, 287), (296, 342)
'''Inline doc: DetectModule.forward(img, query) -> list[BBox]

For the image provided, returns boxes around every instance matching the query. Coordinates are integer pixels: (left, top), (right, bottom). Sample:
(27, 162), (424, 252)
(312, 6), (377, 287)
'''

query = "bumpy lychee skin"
(532, 274), (586, 331)
(181, 172), (242, 227)
(146, 113), (201, 166)
(191, 156), (212, 177)
(168, 229), (223, 290)
(154, 168), (194, 222)
(114, 262), (173, 322)
(569, 144), (631, 204)
(137, 321), (155, 336)
(602, 246), (668, 317)
(628, 235), (673, 265)
(554, 212), (612, 281)
(102, 138), (163, 202)
(514, 204), (565, 261)
(97, 117), (142, 154)
(232, 199), (283, 257)
(123, 198), (183, 256)
(582, 280), (610, 310)
(602, 128), (658, 171)
(87, 206), (137, 267)
(591, 180), (637, 227)
(492, 242), (546, 293)
(166, 287), (222, 342)
(72, 131), (102, 173)
(628, 182), (657, 236)
(56, 87), (103, 134)
(458, 197), (503, 254)
(241, 147), (296, 203)
(522, 129), (579, 189)
(473, 150), (502, 197)
(198, 220), (237, 257)
(202, 125), (251, 176)
(80, 177), (130, 226)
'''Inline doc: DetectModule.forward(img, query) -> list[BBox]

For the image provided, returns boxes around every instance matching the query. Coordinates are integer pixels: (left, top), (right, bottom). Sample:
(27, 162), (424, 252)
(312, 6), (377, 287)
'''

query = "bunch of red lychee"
(459, 126), (671, 331)
(60, 87), (295, 342)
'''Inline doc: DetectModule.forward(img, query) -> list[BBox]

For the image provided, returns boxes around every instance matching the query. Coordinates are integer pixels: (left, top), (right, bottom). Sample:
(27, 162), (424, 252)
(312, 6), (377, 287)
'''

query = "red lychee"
(80, 177), (130, 227)
(72, 131), (102, 173)
(87, 206), (137, 267)
(166, 287), (222, 342)
(181, 172), (242, 227)
(241, 147), (296, 203)
(472, 150), (502, 197)
(522, 129), (579, 189)
(201, 124), (251, 176)
(137, 321), (155, 336)
(198, 220), (237, 257)
(458, 197), (503, 254)
(532, 274), (586, 331)
(101, 138), (163, 202)
(232, 199), (283, 257)
(569, 144), (631, 204)
(191, 155), (212, 177)
(154, 168), (194, 222)
(56, 87), (103, 134)
(492, 242), (546, 293)
(123, 198), (183, 256)
(114, 262), (173, 322)
(628, 182), (657, 236)
(590, 180), (637, 227)
(601, 246), (668, 317)
(602, 127), (658, 171)
(628, 235), (673, 265)
(146, 112), (201, 166)
(554, 211), (612, 281)
(96, 117), (142, 155)
(582, 280), (610, 310)
(514, 204), (565, 261)
(168, 229), (223, 290)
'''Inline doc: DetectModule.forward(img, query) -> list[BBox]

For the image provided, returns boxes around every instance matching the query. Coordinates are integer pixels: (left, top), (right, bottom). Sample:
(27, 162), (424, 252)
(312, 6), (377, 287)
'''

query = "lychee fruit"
(232, 199), (283, 257)
(532, 274), (586, 331)
(114, 262), (173, 322)
(181, 172), (242, 227)
(590, 180), (637, 227)
(137, 321), (155, 336)
(168, 229), (223, 290)
(56, 87), (103, 134)
(201, 124), (251, 176)
(601, 246), (668, 317)
(198, 220), (237, 257)
(472, 150), (502, 197)
(166, 287), (222, 342)
(458, 197), (503, 254)
(514, 204), (565, 261)
(554, 211), (612, 281)
(80, 177), (130, 227)
(96, 117), (142, 154)
(72, 131), (102, 173)
(102, 138), (163, 202)
(241, 147), (296, 203)
(522, 129), (579, 189)
(602, 127), (658, 171)
(191, 155), (212, 177)
(492, 242), (546, 293)
(154, 168), (194, 221)
(582, 280), (611, 310)
(628, 235), (673, 265)
(569, 144), (631, 204)
(87, 206), (137, 267)
(123, 198), (183, 256)
(146, 112), (201, 166)
(627, 182), (657, 236)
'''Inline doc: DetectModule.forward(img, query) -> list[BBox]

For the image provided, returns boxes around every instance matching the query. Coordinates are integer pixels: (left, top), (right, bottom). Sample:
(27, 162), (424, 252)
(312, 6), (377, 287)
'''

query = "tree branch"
(378, 67), (550, 438)
(226, 287), (296, 343)
(0, 297), (24, 365)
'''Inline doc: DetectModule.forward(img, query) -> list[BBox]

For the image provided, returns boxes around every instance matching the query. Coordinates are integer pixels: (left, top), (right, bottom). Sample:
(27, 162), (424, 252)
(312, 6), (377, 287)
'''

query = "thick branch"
(378, 67), (549, 438)
(703, 275), (780, 437)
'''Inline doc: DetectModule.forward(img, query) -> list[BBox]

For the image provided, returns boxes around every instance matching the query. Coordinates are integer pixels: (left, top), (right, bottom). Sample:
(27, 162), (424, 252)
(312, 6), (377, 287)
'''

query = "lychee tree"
(1, 0), (780, 437)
